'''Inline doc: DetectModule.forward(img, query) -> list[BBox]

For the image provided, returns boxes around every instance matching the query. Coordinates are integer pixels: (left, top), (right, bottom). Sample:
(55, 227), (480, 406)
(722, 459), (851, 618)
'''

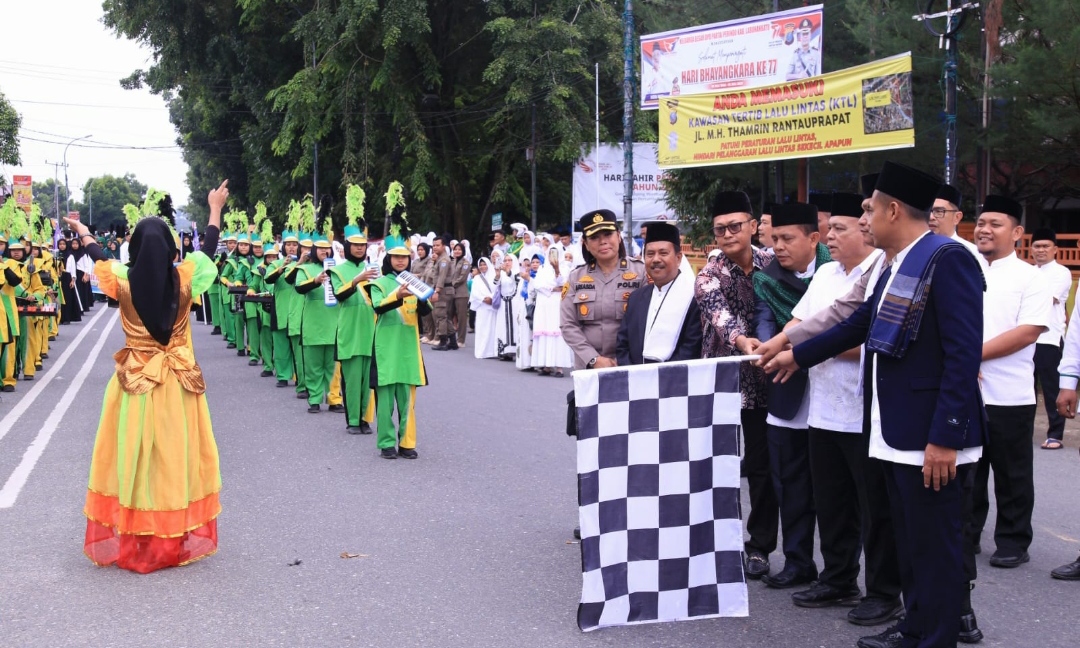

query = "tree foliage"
(0, 89), (21, 185)
(101, 0), (1080, 241)
(81, 174), (148, 231)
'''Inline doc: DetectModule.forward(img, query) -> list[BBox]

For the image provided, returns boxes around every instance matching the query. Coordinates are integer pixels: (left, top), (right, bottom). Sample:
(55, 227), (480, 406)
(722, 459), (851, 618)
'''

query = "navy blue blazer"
(753, 261), (810, 421)
(792, 238), (987, 452)
(615, 283), (702, 366)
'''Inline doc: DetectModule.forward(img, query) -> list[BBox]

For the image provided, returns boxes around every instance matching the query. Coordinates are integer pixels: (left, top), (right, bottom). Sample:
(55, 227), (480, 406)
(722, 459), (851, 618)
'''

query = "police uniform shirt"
(560, 257), (646, 370)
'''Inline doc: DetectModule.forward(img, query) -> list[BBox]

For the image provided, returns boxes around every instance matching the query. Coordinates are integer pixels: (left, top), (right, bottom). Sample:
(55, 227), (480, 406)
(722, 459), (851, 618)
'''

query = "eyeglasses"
(930, 208), (959, 217)
(712, 220), (751, 237)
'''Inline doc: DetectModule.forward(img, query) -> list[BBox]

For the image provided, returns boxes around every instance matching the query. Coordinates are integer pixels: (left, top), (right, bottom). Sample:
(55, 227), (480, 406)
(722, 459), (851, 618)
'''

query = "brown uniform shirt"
(560, 257), (647, 370)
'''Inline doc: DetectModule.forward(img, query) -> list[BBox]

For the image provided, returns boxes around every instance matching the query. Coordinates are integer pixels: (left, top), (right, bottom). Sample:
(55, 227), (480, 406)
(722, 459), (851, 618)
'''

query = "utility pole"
(621, 0), (635, 244)
(45, 160), (65, 222)
(913, 1), (979, 185)
(312, 41), (319, 202)
(88, 179), (93, 227)
(529, 103), (538, 233)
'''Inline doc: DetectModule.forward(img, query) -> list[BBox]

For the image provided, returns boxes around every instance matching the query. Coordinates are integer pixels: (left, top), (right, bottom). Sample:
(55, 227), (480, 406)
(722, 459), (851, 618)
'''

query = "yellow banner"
(658, 53), (914, 169)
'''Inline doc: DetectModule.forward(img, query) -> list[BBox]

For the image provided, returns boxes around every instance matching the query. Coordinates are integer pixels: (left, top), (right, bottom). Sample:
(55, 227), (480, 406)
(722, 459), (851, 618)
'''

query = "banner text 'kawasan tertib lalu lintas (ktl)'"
(657, 53), (914, 169)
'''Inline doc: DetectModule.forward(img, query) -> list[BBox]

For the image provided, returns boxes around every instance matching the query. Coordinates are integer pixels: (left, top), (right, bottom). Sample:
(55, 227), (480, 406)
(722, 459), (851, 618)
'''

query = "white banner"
(573, 144), (673, 231)
(641, 5), (823, 110)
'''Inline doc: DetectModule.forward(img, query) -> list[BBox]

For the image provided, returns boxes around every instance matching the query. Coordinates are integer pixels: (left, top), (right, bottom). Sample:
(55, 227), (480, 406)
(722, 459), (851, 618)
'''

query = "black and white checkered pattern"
(573, 358), (748, 631)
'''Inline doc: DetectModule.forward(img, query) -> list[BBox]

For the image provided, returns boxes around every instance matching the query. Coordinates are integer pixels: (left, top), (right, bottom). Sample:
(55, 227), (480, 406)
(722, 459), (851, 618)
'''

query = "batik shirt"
(694, 246), (773, 409)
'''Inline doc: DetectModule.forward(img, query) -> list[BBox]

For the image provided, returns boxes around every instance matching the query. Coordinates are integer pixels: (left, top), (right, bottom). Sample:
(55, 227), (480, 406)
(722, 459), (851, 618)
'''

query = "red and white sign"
(67, 211), (80, 221)
(13, 175), (32, 214)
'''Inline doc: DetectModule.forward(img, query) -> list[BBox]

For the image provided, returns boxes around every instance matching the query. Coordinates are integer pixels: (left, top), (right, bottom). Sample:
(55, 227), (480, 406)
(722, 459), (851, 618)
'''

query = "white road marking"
(0, 309), (120, 508)
(0, 305), (112, 445)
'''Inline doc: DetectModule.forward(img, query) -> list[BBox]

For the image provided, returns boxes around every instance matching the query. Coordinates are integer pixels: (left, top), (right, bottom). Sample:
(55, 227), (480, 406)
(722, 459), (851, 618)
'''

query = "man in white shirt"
(787, 193), (893, 612)
(1052, 301), (1080, 580)
(930, 184), (985, 267)
(1030, 228), (1073, 448)
(969, 195), (1051, 569)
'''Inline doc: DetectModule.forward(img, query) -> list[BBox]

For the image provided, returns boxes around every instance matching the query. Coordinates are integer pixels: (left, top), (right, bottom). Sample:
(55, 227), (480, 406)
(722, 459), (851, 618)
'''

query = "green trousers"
(290, 334), (305, 393)
(302, 343), (334, 406)
(245, 315), (260, 360)
(272, 329), (292, 381)
(340, 355), (373, 427)
(260, 321), (273, 369)
(376, 383), (417, 450)
(208, 290), (220, 327)
(219, 292), (235, 343)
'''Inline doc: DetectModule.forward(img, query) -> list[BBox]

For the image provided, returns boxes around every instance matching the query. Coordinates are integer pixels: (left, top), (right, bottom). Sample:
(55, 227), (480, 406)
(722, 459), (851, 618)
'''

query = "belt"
(443, 283), (453, 287)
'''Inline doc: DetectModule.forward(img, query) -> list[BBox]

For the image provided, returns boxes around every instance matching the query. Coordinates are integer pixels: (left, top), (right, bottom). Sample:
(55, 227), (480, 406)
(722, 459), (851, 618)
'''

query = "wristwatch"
(587, 357), (598, 369)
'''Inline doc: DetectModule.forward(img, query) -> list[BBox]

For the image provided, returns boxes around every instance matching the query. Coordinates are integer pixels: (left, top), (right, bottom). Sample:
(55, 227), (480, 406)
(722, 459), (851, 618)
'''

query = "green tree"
(0, 89), (20, 182)
(32, 179), (71, 222)
(81, 174), (147, 232)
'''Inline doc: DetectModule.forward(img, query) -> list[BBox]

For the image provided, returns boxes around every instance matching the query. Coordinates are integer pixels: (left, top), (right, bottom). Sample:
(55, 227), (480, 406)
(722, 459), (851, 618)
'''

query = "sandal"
(1041, 439), (1063, 450)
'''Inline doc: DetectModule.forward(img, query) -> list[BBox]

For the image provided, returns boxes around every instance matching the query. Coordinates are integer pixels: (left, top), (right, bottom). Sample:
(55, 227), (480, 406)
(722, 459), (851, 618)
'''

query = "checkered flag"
(573, 357), (748, 631)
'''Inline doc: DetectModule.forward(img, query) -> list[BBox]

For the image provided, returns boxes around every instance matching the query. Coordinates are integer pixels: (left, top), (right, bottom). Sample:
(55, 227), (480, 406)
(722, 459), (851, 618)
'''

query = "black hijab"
(128, 218), (180, 346)
(381, 253), (411, 276)
(70, 237), (86, 261)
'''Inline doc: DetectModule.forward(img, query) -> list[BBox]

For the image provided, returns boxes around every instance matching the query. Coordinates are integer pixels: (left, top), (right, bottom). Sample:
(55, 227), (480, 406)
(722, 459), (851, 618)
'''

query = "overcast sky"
(2, 1), (191, 208)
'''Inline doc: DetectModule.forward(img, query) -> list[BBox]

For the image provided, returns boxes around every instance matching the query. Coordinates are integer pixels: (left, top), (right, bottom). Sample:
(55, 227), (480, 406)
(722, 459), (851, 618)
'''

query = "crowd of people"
(551, 161), (1078, 648)
(52, 161), (1080, 648)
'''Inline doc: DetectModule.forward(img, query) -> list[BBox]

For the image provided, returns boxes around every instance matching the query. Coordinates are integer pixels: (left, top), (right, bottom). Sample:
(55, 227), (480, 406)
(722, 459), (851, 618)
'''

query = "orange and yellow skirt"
(83, 374), (221, 574)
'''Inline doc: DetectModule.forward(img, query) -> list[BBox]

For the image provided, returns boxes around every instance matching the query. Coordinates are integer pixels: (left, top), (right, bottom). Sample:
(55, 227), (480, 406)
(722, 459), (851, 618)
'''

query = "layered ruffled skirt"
(83, 374), (221, 574)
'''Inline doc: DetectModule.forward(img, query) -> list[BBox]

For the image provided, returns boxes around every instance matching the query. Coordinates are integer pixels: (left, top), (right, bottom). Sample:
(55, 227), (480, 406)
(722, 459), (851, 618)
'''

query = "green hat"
(264, 244), (280, 256)
(237, 232), (251, 244)
(299, 231), (314, 247)
(383, 234), (409, 256)
(282, 230), (299, 243)
(223, 231), (238, 242)
(343, 225), (367, 244)
(312, 233), (332, 249)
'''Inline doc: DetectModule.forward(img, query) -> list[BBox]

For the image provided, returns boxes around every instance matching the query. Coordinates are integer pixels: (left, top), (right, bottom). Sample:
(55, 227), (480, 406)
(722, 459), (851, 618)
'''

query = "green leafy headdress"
(383, 181), (410, 253)
(344, 184), (367, 244)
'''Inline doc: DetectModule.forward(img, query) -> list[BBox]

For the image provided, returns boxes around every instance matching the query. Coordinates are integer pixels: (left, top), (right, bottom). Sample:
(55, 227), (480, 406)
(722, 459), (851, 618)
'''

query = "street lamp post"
(63, 134), (92, 218)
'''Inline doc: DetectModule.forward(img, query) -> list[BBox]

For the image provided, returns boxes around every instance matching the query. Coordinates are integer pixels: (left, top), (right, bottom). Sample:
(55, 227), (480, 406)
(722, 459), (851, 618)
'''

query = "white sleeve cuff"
(1060, 375), (1078, 390)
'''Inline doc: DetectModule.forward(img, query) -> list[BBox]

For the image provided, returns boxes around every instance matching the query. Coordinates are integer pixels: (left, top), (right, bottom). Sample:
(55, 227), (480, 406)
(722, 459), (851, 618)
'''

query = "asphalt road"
(1, 310), (1079, 647)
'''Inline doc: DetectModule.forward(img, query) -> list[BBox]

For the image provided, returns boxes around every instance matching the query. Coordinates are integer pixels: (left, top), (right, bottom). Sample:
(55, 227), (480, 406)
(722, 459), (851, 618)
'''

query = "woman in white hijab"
(468, 257), (500, 359)
(494, 253), (522, 359)
(517, 231), (540, 264)
(514, 254), (537, 371)
(530, 246), (573, 376)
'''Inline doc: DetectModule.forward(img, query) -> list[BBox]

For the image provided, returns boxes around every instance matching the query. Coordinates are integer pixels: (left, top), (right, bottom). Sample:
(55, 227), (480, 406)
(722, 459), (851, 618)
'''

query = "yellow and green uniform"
(295, 261), (337, 406)
(0, 259), (19, 388)
(220, 252), (248, 350)
(12, 258), (47, 378)
(239, 253), (260, 362)
(330, 259), (376, 428)
(370, 273), (431, 451)
(250, 255), (276, 372)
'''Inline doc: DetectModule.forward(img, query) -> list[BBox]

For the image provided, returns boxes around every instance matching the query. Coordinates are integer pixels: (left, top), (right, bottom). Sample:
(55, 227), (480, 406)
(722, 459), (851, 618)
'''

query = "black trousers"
(767, 423), (816, 575)
(886, 462), (970, 648)
(741, 408), (778, 557)
(970, 404), (1037, 554)
(808, 428), (900, 600)
(1034, 342), (1066, 440)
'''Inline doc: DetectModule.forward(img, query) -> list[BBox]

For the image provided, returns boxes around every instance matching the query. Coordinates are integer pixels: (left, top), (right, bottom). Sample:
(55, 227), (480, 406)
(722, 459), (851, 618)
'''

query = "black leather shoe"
(307, 404), (320, 413)
(432, 336), (449, 351)
(380, 448), (398, 460)
(248, 358), (259, 366)
(328, 404), (345, 413)
(398, 447), (418, 459)
(226, 343), (237, 349)
(1, 385), (14, 393)
(260, 370), (274, 377)
(573, 527), (581, 540)
(848, 597), (904, 626)
(958, 611), (983, 644)
(237, 349), (247, 356)
(347, 425), (364, 435)
(211, 327), (221, 335)
(39, 353), (48, 359)
(989, 549), (1030, 568)
(276, 380), (289, 388)
(792, 582), (861, 608)
(296, 391), (309, 400)
(744, 552), (770, 580)
(1052, 557), (1080, 580)
(762, 565), (816, 589)
(447, 338), (459, 350)
(359, 421), (374, 435)
(857, 623), (904, 648)
(22, 375), (33, 381)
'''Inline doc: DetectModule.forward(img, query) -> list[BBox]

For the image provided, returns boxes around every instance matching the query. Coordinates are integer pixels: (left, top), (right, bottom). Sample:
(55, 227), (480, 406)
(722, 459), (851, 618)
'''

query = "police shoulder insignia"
(622, 272), (638, 281)
(578, 293), (590, 301)
(622, 291), (631, 300)
(579, 275), (594, 283)
(561, 283), (569, 298)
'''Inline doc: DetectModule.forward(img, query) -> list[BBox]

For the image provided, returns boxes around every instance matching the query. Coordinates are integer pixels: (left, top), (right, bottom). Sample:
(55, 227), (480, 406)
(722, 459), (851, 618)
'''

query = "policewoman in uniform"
(560, 210), (646, 371)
